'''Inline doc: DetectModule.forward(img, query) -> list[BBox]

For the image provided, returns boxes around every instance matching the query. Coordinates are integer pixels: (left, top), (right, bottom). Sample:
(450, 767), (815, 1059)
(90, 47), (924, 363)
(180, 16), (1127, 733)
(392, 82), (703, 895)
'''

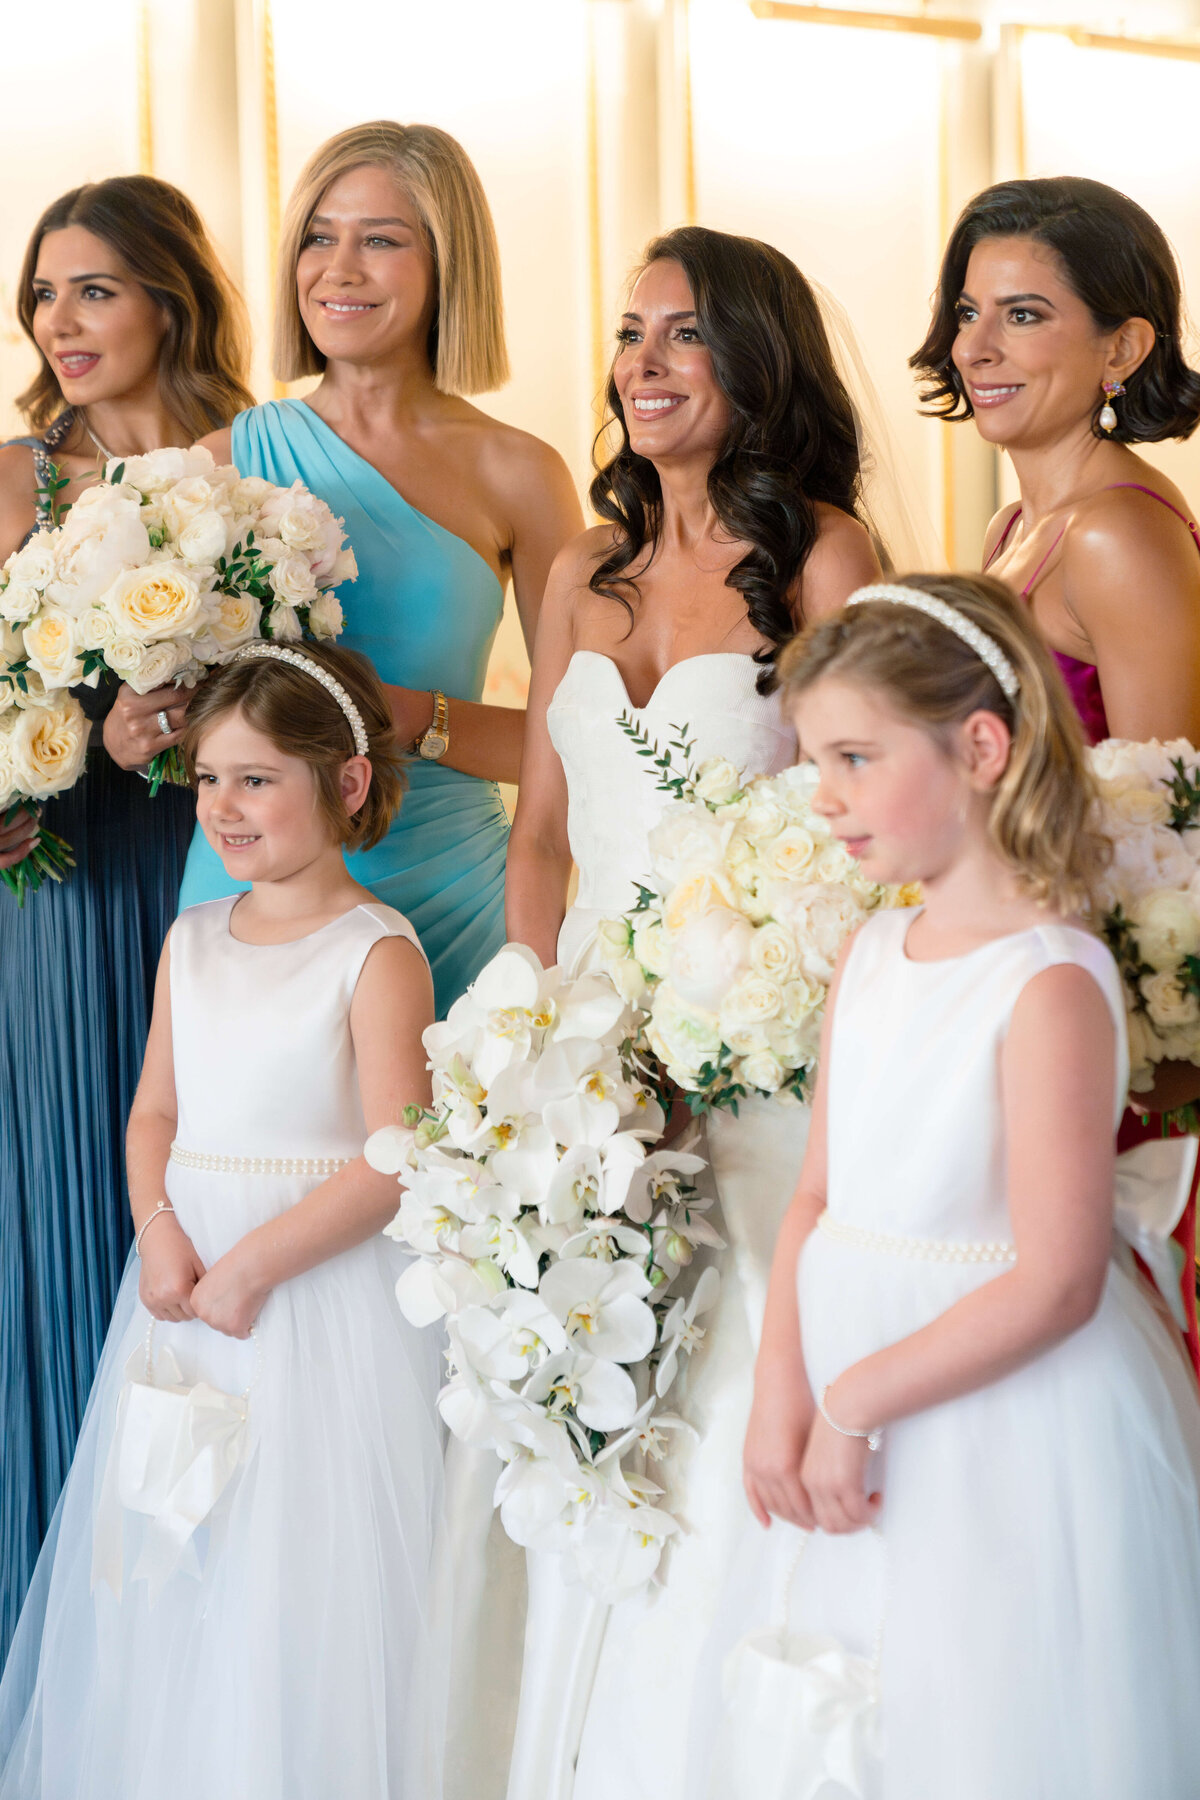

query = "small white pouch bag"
(92, 1317), (257, 1602)
(716, 1526), (883, 1800)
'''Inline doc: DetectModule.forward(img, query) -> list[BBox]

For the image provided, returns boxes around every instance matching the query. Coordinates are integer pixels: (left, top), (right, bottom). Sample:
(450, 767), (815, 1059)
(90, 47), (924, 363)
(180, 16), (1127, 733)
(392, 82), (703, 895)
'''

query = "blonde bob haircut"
(274, 120), (509, 396)
(776, 572), (1110, 916)
(182, 643), (406, 855)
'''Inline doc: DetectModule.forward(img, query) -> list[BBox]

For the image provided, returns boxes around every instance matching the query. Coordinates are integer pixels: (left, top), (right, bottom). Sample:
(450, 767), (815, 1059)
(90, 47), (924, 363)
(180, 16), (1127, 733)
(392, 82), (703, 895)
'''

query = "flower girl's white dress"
(446, 652), (810, 1800)
(0, 897), (447, 1800)
(696, 908), (1200, 1800)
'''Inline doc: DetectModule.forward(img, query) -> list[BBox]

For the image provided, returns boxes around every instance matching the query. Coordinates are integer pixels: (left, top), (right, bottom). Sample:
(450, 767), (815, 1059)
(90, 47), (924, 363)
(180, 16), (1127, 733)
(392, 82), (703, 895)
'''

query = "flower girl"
(0, 644), (446, 1799)
(709, 575), (1200, 1800)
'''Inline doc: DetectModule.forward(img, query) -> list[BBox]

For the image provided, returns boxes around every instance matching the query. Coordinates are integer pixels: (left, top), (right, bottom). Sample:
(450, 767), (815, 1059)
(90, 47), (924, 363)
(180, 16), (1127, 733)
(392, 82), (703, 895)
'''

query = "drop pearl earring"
(1099, 379), (1126, 435)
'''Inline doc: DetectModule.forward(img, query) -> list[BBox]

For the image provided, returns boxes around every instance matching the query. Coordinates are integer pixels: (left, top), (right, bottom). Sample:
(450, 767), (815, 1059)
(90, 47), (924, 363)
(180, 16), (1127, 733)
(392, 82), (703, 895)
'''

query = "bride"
(492, 224), (881, 1800)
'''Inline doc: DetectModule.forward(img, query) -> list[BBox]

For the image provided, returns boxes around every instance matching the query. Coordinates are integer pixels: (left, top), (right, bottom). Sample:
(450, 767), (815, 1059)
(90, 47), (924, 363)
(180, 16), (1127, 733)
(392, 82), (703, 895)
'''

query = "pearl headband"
(844, 583), (1021, 703)
(230, 643), (370, 756)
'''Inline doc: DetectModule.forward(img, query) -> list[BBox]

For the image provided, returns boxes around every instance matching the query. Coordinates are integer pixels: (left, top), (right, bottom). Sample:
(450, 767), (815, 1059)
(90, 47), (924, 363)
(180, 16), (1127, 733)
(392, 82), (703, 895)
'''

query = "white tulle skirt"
(691, 1233), (1200, 1800)
(0, 1164), (447, 1800)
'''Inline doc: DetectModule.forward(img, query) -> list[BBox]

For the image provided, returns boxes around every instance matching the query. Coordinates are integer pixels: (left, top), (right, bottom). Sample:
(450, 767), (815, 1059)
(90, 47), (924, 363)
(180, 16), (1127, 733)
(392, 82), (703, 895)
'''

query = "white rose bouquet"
(0, 446), (356, 901)
(1089, 738), (1200, 1103)
(0, 674), (87, 903)
(597, 718), (918, 1112)
(366, 944), (725, 1602)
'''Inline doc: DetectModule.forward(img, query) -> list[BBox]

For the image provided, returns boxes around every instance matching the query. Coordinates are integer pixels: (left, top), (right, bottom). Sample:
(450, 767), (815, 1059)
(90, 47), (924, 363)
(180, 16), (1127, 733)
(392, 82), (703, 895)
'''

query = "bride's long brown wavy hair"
(589, 226), (867, 694)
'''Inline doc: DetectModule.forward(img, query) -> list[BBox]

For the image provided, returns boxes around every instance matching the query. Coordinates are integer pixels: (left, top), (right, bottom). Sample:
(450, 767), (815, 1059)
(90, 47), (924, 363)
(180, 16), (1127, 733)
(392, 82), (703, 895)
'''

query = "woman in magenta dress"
(914, 174), (1200, 1367)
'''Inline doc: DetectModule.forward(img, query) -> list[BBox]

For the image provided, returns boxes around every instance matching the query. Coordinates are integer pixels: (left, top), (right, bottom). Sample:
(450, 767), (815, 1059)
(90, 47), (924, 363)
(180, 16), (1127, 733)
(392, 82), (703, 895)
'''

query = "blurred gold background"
(5, 0), (1200, 712)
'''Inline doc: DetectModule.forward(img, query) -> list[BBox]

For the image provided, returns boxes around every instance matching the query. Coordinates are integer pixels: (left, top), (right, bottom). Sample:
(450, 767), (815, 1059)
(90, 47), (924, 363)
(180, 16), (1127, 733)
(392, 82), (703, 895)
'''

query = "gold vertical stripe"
(261, 1), (284, 398)
(136, 2), (154, 176)
(937, 37), (954, 568)
(682, 0), (697, 225)
(1013, 25), (1028, 179)
(586, 4), (607, 418)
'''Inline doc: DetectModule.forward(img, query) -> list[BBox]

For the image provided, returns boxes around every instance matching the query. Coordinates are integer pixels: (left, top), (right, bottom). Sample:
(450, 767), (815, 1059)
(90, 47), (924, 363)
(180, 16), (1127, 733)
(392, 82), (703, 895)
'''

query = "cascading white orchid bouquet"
(1089, 738), (1200, 1111)
(366, 943), (726, 1602)
(596, 717), (919, 1113)
(0, 445), (354, 903)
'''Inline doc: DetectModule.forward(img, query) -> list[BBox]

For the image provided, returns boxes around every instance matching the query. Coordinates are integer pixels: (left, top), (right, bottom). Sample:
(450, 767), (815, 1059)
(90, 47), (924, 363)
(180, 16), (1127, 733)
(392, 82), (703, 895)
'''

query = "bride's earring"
(1098, 379), (1127, 434)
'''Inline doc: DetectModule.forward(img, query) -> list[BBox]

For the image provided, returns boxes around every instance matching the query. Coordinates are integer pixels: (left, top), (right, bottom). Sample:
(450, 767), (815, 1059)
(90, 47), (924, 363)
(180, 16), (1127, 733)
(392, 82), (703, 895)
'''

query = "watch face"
(419, 732), (449, 761)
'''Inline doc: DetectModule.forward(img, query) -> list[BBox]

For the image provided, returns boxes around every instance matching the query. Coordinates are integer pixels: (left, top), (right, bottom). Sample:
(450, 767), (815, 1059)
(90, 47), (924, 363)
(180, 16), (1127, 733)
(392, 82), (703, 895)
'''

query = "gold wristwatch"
(416, 689), (450, 761)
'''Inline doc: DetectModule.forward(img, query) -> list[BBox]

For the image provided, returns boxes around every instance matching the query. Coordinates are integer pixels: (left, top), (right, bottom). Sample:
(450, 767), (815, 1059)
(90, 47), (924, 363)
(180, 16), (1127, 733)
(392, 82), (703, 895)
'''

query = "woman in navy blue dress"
(0, 176), (252, 1663)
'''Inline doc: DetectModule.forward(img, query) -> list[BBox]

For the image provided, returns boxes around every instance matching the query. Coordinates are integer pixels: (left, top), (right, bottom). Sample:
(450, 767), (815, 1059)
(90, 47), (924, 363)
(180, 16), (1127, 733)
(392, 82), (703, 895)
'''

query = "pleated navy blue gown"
(0, 436), (195, 1663)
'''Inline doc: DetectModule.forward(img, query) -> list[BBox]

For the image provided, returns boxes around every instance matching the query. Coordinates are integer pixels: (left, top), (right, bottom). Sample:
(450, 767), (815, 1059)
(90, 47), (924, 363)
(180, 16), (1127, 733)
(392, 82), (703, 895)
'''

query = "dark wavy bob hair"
(17, 175), (254, 438)
(911, 176), (1200, 444)
(589, 226), (867, 693)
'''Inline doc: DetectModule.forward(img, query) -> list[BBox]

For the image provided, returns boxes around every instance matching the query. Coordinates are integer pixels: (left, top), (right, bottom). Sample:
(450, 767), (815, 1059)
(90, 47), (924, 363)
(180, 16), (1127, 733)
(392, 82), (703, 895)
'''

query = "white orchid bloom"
(625, 1086), (668, 1143)
(424, 989), (489, 1075)
(550, 970), (629, 1044)
(492, 1407), (582, 1546)
(651, 1200), (726, 1271)
(540, 1257), (657, 1364)
(542, 1145), (603, 1229)
(623, 1149), (709, 1224)
(523, 1346), (640, 1432)
(655, 1263), (721, 1396)
(395, 1254), (505, 1327)
(455, 1290), (569, 1381)
(567, 1495), (680, 1601)
(596, 1400), (694, 1467)
(364, 1123), (417, 1175)
(459, 1205), (542, 1290)
(559, 1216), (650, 1264)
(438, 1351), (531, 1451)
(535, 1038), (630, 1147)
(491, 1121), (562, 1209)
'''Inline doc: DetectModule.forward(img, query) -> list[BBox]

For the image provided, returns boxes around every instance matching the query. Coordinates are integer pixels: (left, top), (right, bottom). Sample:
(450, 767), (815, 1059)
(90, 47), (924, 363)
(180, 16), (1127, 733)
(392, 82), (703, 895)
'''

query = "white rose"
(632, 917), (671, 979)
(75, 605), (117, 652)
(232, 475), (275, 512)
(44, 496), (150, 613)
(1140, 971), (1200, 1033)
(738, 1049), (787, 1094)
(645, 988), (722, 1084)
(107, 636), (146, 680)
(1130, 888), (1200, 972)
(268, 551), (319, 607)
(176, 507), (231, 566)
(760, 825), (820, 885)
(123, 640), (189, 696)
(9, 693), (87, 797)
(209, 590), (262, 651)
(0, 682), (16, 719)
(0, 724), (17, 803)
(776, 883), (867, 983)
(1096, 774), (1172, 829)
(22, 610), (83, 689)
(647, 803), (732, 888)
(329, 546), (358, 586)
(103, 561), (205, 643)
(693, 757), (744, 808)
(266, 603), (302, 643)
(159, 477), (221, 539)
(0, 580), (43, 624)
(118, 445), (216, 495)
(749, 921), (796, 982)
(669, 907), (754, 1011)
(1125, 1008), (1162, 1093)
(306, 591), (344, 640)
(4, 534), (56, 590)
(720, 971), (784, 1029)
(780, 971), (823, 1025)
(739, 797), (787, 843)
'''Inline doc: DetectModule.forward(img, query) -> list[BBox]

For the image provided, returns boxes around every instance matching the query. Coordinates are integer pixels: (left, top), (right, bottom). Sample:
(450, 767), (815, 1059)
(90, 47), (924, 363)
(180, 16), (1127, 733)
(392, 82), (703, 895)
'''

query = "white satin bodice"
(547, 652), (794, 956)
(169, 895), (425, 1161)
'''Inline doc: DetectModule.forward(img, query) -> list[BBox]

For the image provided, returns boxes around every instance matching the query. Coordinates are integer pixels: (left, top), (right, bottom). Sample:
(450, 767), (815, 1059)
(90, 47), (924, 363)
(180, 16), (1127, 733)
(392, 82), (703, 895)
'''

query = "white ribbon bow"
(92, 1337), (253, 1604)
(1113, 1136), (1197, 1332)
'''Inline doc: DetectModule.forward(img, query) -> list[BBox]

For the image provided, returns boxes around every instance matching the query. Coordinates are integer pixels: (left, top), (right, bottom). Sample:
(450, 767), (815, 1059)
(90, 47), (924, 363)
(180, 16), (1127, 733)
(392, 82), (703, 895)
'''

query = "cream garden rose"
(22, 610), (83, 689)
(104, 561), (205, 643)
(9, 694), (87, 797)
(1130, 888), (1200, 972)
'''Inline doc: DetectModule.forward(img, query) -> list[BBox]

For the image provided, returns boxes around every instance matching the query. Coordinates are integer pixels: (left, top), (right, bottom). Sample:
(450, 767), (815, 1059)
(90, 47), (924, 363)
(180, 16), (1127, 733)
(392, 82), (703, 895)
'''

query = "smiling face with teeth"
(612, 257), (731, 468)
(30, 225), (169, 412)
(296, 164), (438, 373)
(951, 237), (1131, 451)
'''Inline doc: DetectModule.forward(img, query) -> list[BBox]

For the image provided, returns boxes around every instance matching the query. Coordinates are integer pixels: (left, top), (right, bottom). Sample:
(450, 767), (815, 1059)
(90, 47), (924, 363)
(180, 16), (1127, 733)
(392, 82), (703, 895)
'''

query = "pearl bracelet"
(134, 1201), (176, 1256)
(818, 1384), (884, 1454)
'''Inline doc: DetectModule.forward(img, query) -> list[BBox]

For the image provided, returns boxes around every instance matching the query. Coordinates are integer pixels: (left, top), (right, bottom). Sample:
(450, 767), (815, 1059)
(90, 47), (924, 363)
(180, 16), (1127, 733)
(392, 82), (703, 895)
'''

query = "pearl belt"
(817, 1209), (1017, 1265)
(169, 1145), (351, 1177)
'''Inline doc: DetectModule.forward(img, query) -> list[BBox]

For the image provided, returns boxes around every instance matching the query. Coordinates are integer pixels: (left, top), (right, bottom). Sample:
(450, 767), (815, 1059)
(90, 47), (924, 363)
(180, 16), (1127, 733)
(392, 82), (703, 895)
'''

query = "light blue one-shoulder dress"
(178, 399), (510, 1016)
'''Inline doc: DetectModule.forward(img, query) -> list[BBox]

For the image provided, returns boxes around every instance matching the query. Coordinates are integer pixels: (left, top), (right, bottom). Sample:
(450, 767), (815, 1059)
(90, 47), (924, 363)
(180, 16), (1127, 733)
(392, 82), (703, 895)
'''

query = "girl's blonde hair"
(775, 572), (1109, 913)
(273, 120), (509, 396)
(182, 643), (406, 853)
(17, 175), (253, 437)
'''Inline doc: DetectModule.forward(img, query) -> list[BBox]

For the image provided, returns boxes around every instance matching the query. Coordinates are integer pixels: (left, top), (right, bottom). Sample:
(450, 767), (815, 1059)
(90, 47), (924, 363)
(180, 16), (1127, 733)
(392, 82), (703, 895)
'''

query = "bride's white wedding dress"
(499, 650), (812, 1800)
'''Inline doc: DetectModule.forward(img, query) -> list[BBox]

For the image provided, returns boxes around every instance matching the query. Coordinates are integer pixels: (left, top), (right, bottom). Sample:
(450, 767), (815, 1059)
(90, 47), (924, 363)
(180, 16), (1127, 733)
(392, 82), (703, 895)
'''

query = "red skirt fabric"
(1118, 1110), (1200, 1379)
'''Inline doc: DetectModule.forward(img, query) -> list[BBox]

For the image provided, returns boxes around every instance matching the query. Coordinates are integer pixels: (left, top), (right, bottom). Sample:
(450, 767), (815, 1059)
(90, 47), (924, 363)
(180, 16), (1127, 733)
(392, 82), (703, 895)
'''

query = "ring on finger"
(156, 709), (172, 737)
